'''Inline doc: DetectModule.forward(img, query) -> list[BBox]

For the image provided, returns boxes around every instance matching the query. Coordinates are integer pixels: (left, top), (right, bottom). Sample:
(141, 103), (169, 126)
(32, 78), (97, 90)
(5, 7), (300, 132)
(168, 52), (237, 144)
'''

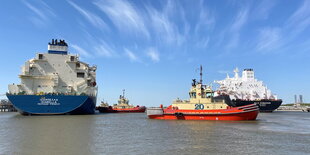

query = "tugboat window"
(77, 72), (84, 78)
(76, 62), (80, 68)
(38, 54), (43, 60)
(70, 56), (75, 61)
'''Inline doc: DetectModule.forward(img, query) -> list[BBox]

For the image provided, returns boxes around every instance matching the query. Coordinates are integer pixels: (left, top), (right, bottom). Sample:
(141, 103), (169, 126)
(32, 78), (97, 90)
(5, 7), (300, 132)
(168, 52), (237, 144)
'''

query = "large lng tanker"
(6, 39), (97, 115)
(97, 90), (146, 113)
(215, 68), (282, 112)
(147, 66), (259, 121)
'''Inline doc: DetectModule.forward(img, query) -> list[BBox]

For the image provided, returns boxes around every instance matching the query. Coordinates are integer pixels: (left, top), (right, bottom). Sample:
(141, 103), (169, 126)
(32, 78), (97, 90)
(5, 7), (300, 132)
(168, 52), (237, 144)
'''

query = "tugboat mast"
(200, 65), (203, 84)
(122, 89), (125, 98)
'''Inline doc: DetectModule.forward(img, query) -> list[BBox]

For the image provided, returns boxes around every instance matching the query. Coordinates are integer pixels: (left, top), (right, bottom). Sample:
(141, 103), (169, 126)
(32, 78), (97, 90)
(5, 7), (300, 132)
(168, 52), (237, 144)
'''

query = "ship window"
(38, 54), (43, 60)
(76, 62), (80, 68)
(70, 56), (75, 61)
(77, 72), (85, 78)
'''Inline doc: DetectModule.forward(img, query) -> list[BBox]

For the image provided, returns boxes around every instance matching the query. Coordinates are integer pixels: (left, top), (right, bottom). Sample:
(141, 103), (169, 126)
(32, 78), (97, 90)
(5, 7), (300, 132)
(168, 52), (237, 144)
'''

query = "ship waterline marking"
(38, 98), (60, 106)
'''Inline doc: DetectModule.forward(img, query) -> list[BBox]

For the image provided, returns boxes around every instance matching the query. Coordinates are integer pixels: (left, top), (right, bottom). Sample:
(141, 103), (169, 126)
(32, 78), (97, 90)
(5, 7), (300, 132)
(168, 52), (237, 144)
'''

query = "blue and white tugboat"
(7, 39), (98, 115)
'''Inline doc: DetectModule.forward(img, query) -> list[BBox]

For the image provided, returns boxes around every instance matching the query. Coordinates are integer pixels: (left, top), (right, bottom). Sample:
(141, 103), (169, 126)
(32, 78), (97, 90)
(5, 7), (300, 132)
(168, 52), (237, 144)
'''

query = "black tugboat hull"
(232, 99), (282, 112)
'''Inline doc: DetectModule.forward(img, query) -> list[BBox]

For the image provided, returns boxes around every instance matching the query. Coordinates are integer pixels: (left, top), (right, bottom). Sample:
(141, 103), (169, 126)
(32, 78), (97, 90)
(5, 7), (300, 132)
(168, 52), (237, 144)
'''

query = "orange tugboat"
(147, 66), (259, 121)
(97, 90), (146, 113)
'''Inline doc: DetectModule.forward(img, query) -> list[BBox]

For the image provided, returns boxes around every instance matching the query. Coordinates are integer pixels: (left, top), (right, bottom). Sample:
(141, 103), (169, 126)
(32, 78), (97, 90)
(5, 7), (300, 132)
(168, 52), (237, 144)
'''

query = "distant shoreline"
(281, 103), (310, 106)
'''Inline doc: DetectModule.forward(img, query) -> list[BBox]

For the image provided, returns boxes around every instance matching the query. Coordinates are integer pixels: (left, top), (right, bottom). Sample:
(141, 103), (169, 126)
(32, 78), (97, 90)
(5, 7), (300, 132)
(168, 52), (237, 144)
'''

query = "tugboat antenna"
(123, 89), (125, 98)
(200, 65), (203, 84)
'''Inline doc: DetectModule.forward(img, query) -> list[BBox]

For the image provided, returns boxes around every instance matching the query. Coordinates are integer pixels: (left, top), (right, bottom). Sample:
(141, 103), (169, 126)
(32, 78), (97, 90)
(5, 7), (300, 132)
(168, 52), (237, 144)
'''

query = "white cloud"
(224, 8), (248, 50)
(24, 1), (47, 20)
(94, 40), (115, 57)
(147, 6), (185, 46)
(286, 1), (310, 36)
(256, 28), (281, 52)
(288, 1), (310, 24)
(231, 8), (248, 32)
(124, 48), (139, 62)
(194, 4), (215, 34)
(253, 0), (276, 20)
(254, 1), (310, 54)
(23, 1), (56, 27)
(196, 37), (210, 48)
(71, 44), (92, 58)
(94, 0), (149, 38)
(146, 48), (160, 62)
(67, 1), (108, 30)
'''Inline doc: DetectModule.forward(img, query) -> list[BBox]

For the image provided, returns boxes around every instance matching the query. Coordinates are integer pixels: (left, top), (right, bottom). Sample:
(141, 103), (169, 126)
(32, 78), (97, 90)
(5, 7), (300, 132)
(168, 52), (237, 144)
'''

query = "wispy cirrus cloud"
(194, 1), (215, 34)
(196, 37), (210, 48)
(231, 8), (249, 32)
(147, 5), (185, 46)
(23, 1), (56, 27)
(94, 40), (116, 57)
(146, 48), (160, 62)
(286, 0), (310, 36)
(124, 48), (140, 62)
(255, 1), (310, 53)
(94, 0), (149, 38)
(71, 44), (92, 58)
(225, 8), (249, 50)
(67, 1), (109, 31)
(253, 0), (276, 20)
(256, 28), (281, 52)
(193, 1), (215, 49)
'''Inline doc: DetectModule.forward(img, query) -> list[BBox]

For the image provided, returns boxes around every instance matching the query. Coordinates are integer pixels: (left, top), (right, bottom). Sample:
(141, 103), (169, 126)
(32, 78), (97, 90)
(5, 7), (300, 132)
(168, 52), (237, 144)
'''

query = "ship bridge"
(48, 39), (68, 55)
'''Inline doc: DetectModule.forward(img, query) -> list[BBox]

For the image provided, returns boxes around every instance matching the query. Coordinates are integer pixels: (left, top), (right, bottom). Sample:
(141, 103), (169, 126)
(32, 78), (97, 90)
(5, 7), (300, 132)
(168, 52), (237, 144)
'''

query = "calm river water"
(0, 111), (310, 155)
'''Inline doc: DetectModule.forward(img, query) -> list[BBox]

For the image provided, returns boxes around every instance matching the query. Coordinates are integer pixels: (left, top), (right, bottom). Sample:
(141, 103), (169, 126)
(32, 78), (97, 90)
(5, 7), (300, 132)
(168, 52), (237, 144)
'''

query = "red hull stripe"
(164, 108), (259, 115)
(148, 110), (259, 121)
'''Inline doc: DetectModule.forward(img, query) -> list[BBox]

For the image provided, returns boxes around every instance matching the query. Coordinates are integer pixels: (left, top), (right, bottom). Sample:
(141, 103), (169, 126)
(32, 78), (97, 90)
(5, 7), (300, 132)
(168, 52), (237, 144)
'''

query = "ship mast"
(200, 65), (203, 84)
(122, 89), (125, 98)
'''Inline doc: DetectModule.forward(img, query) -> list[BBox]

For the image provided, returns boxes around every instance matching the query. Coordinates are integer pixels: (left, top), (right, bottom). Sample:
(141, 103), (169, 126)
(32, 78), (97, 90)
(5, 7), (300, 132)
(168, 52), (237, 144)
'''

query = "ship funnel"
(48, 39), (68, 55)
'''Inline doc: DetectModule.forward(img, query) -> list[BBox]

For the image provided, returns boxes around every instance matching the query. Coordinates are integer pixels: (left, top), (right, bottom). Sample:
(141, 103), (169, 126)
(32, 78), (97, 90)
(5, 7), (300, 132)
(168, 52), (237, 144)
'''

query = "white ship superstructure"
(8, 39), (97, 97)
(215, 68), (277, 100)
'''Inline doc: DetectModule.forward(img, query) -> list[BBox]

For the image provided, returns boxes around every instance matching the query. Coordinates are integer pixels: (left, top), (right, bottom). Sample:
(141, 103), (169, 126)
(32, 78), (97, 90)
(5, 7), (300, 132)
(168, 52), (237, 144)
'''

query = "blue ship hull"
(6, 95), (96, 115)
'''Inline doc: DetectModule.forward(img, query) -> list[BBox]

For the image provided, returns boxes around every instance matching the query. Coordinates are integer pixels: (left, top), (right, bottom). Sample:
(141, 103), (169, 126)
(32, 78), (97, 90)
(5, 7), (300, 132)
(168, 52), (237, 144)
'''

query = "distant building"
(294, 94), (304, 107)
(0, 99), (17, 112)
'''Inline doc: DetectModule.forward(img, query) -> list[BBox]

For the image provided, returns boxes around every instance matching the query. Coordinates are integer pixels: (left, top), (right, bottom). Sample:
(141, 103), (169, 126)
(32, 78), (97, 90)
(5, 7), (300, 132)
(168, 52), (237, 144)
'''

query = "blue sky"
(0, 0), (309, 106)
